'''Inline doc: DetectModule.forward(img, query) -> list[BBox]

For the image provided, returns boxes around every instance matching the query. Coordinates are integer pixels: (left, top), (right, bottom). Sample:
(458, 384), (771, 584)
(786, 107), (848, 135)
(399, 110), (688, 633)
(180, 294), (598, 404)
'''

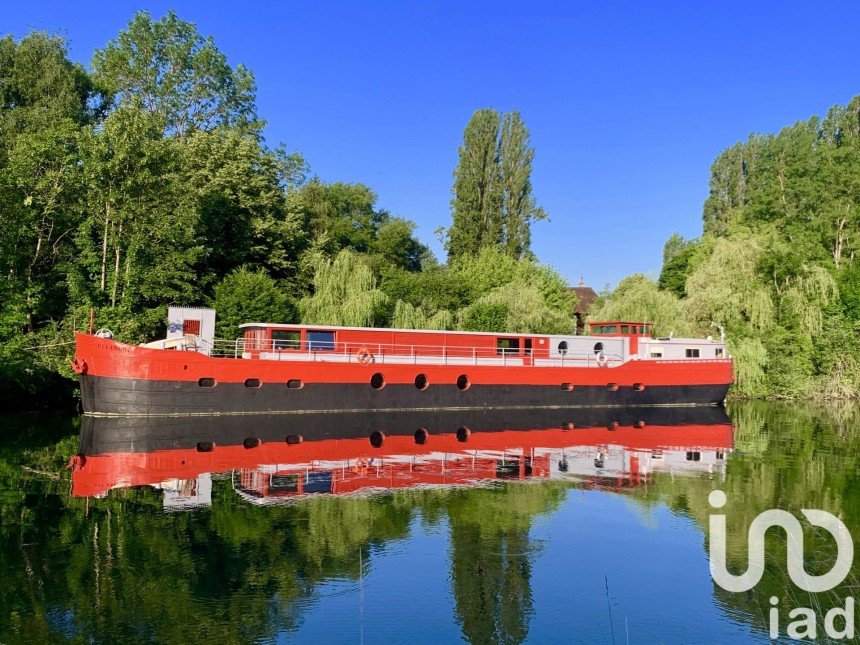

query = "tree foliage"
(448, 109), (546, 260)
(0, 12), (574, 409)
(91, 10), (257, 136)
(298, 250), (389, 327)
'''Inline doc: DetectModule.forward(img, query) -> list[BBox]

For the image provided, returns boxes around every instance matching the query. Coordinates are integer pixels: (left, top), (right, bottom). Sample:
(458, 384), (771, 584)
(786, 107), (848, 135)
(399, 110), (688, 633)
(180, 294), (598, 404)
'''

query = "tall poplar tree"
(447, 109), (502, 259)
(499, 111), (546, 258)
(448, 109), (545, 260)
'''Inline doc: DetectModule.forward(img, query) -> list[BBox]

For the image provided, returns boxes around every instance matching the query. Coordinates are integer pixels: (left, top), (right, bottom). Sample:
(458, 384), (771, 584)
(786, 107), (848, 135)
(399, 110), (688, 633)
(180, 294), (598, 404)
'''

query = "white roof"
(238, 322), (545, 338)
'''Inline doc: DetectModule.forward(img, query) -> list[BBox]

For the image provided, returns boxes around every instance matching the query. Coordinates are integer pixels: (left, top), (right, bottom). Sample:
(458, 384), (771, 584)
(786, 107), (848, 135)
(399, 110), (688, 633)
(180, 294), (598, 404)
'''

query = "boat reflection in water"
(71, 407), (733, 509)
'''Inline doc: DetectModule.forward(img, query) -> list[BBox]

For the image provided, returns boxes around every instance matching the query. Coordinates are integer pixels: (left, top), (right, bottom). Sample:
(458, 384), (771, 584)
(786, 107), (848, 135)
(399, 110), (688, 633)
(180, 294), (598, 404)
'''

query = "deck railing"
(204, 337), (627, 367)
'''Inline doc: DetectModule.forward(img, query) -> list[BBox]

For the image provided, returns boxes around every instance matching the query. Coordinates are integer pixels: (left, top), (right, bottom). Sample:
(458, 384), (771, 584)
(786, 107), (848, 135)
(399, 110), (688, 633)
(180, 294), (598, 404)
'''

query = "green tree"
(180, 129), (308, 290)
(299, 250), (389, 326)
(499, 111), (547, 258)
(448, 109), (503, 259)
(448, 109), (546, 260)
(0, 32), (98, 130)
(587, 274), (694, 338)
(212, 267), (296, 338)
(91, 10), (257, 136)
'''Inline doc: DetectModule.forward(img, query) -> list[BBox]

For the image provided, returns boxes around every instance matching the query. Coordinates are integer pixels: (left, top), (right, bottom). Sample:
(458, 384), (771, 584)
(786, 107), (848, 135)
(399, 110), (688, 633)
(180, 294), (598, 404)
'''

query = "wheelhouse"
(588, 321), (652, 354)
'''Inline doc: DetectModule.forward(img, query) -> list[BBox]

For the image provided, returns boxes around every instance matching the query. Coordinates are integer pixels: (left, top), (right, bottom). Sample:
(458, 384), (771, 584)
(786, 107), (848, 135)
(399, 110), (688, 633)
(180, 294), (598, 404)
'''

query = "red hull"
(71, 422), (734, 499)
(74, 333), (734, 415)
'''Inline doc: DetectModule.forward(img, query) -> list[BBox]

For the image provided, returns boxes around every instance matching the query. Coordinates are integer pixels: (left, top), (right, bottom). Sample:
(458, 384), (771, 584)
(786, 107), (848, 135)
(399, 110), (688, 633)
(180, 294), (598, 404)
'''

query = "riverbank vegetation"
(0, 12), (570, 410)
(3, 10), (858, 408)
(590, 99), (860, 399)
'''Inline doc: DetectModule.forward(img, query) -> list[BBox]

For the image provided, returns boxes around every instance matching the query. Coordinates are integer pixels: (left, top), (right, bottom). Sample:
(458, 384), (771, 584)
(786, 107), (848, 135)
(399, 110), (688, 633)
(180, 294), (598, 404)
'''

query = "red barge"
(73, 308), (733, 416)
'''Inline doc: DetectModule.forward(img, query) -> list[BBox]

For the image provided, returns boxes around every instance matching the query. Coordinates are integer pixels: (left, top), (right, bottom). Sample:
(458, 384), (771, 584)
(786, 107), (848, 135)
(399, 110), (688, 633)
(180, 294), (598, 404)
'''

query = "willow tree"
(458, 282), (573, 334)
(587, 274), (694, 338)
(299, 250), (388, 327)
(390, 300), (452, 330)
(683, 236), (775, 334)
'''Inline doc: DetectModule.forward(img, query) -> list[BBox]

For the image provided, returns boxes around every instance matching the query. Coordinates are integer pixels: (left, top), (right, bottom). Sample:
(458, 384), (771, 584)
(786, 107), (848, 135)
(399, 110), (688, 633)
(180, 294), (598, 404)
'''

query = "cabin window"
(686, 451), (701, 462)
(524, 339), (532, 355)
(620, 325), (629, 334)
(496, 338), (520, 355)
(272, 330), (301, 350)
(244, 328), (266, 350)
(183, 319), (201, 335)
(716, 451), (725, 460)
(307, 330), (335, 351)
(593, 325), (618, 334)
(593, 342), (604, 354)
(715, 348), (724, 358)
(640, 326), (648, 334)
(270, 474), (299, 493)
(685, 348), (700, 358)
(650, 347), (663, 358)
(558, 341), (568, 355)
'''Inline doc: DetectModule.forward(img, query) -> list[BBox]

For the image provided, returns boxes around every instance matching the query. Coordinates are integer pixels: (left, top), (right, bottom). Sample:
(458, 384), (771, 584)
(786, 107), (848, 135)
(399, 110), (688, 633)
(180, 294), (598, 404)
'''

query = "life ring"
(596, 352), (608, 367)
(356, 345), (373, 365)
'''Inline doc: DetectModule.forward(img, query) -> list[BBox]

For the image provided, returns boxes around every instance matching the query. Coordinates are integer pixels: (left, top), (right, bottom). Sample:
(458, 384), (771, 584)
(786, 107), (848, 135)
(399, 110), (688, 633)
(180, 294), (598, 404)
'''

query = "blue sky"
(6, 1), (860, 288)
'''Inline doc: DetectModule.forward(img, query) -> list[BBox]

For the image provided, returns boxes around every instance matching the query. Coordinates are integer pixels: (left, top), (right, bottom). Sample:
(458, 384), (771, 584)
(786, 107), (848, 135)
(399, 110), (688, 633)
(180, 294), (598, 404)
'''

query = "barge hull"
(81, 374), (730, 416)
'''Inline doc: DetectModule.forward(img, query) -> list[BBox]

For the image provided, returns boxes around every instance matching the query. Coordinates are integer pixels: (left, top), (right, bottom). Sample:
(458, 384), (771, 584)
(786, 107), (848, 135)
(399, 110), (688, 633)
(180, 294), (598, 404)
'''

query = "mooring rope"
(22, 340), (77, 351)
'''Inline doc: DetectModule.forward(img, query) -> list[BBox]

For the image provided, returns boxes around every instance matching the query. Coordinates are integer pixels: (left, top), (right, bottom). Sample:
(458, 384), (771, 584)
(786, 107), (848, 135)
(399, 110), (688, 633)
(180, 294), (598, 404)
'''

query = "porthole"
(285, 434), (303, 445)
(558, 341), (568, 355)
(244, 378), (262, 388)
(593, 342), (604, 354)
(633, 383), (645, 392)
(606, 383), (619, 392)
(561, 382), (574, 391)
(634, 420), (646, 429)
(370, 373), (385, 390)
(414, 428), (429, 445)
(414, 374), (429, 390)
(198, 377), (216, 388)
(287, 379), (303, 389)
(607, 421), (619, 431)
(456, 374), (471, 391)
(370, 431), (385, 448)
(196, 441), (215, 453)
(562, 422), (575, 431)
(243, 437), (261, 449)
(456, 426), (471, 442)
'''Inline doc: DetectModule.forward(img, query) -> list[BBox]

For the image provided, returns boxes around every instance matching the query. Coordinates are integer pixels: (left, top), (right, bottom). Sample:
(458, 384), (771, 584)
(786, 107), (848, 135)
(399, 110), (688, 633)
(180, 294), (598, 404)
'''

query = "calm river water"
(1, 402), (858, 643)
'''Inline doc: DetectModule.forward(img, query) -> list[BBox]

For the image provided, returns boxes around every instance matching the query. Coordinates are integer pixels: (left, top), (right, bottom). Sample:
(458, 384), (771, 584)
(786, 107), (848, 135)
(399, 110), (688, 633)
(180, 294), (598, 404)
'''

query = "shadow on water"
(0, 403), (857, 643)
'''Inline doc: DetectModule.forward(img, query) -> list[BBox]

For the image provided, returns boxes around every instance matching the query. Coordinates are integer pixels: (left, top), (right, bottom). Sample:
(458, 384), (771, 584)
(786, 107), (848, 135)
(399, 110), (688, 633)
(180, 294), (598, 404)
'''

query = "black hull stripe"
(79, 406), (731, 455)
(81, 375), (730, 417)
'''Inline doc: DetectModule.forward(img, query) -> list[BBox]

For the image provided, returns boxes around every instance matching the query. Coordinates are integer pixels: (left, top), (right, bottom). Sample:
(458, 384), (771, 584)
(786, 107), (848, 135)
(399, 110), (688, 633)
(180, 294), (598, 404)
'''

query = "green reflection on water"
(1, 402), (858, 643)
